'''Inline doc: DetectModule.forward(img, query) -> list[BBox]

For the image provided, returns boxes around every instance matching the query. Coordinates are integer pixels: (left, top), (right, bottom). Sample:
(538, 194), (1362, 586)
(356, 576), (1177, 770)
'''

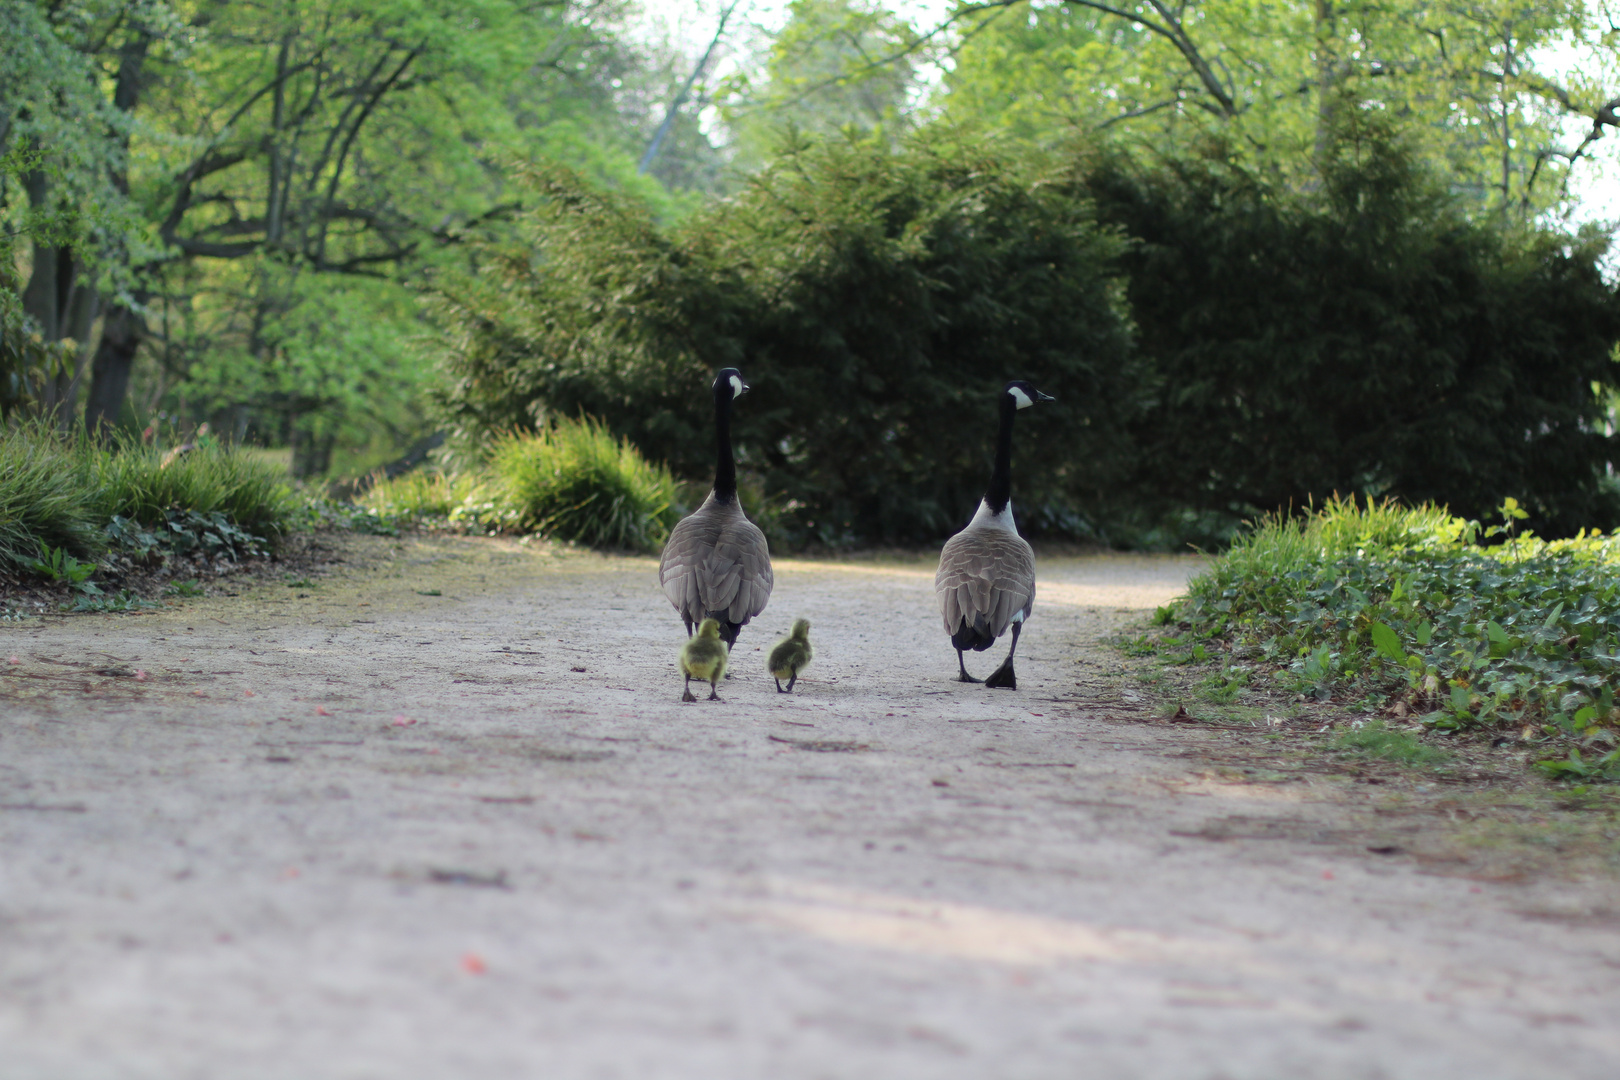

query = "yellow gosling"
(679, 618), (729, 701)
(767, 618), (813, 693)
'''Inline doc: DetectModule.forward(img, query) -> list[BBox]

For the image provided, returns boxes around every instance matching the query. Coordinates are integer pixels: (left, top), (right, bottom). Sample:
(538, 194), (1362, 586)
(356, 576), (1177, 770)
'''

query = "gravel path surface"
(2, 538), (1617, 1078)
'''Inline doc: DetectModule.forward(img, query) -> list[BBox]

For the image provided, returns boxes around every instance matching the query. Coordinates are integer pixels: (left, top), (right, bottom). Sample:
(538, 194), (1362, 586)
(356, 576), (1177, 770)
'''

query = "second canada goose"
(659, 368), (774, 651)
(935, 380), (1055, 689)
(767, 618), (813, 693)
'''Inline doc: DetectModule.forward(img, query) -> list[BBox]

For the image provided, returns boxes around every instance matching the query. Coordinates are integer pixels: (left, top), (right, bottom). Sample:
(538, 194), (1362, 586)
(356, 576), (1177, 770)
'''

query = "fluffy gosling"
(767, 618), (813, 693)
(680, 618), (729, 702)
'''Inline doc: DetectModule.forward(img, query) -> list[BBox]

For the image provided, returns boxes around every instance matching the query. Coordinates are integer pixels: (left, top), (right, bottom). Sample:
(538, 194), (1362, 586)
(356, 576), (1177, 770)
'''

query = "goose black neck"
(712, 386), (737, 503)
(984, 394), (1016, 515)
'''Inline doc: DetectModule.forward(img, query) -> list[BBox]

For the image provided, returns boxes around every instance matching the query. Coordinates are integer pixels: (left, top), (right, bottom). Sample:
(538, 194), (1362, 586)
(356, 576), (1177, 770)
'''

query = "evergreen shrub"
(432, 119), (1620, 548)
(430, 132), (1137, 546)
(1087, 113), (1620, 542)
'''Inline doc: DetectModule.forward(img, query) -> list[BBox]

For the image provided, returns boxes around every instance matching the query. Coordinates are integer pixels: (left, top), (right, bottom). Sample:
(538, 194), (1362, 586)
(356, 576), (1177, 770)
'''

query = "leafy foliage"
(0, 422), (290, 576)
(940, 0), (1601, 217)
(364, 417), (679, 551)
(433, 116), (1620, 548)
(432, 133), (1136, 545)
(1176, 496), (1620, 779)
(1086, 116), (1620, 543)
(490, 417), (679, 552)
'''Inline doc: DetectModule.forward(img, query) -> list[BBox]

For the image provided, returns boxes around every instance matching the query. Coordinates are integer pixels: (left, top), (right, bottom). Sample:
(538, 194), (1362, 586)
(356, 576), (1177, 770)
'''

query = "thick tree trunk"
(85, 300), (145, 434)
(81, 32), (153, 434)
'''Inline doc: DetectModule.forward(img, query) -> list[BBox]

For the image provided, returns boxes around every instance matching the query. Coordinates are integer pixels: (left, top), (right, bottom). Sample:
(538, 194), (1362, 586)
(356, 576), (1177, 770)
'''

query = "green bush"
(1086, 111), (1620, 543)
(489, 417), (679, 552)
(1178, 497), (1620, 760)
(0, 423), (294, 577)
(359, 470), (483, 520)
(0, 424), (103, 572)
(87, 438), (295, 541)
(430, 131), (1137, 546)
(431, 116), (1620, 549)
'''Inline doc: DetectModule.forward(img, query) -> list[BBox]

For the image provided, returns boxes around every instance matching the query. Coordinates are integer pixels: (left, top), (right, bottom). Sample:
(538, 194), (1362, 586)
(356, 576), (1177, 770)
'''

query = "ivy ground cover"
(1174, 497), (1620, 781)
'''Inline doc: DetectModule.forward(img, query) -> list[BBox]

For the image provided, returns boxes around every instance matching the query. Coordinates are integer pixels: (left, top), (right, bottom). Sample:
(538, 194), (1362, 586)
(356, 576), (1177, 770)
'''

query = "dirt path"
(3, 536), (1618, 1079)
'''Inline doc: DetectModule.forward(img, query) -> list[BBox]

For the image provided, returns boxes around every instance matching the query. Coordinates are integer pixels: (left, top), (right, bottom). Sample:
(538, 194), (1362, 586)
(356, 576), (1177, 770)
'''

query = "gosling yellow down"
(767, 618), (813, 693)
(679, 618), (729, 702)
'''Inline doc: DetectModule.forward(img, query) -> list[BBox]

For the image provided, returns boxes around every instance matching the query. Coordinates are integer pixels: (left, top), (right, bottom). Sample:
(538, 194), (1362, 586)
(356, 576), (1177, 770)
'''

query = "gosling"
(767, 618), (813, 693)
(679, 618), (729, 702)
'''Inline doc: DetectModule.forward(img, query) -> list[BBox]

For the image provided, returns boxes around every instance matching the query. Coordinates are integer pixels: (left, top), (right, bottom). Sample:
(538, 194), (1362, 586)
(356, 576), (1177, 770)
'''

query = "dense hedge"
(431, 133), (1137, 546)
(1089, 121), (1620, 543)
(432, 124), (1620, 548)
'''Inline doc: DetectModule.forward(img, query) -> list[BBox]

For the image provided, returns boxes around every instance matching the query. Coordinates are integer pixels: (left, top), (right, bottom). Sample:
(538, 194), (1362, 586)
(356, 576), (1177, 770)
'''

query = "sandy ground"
(2, 536), (1618, 1079)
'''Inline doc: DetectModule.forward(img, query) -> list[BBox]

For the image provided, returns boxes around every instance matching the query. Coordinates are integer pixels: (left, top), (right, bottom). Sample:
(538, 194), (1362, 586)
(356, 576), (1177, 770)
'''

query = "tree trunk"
(85, 300), (146, 434)
(82, 32), (154, 434)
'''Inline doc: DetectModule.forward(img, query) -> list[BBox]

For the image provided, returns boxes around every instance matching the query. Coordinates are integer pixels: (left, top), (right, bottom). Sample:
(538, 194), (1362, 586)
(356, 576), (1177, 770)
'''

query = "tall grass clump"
(0, 423), (102, 572)
(359, 470), (484, 520)
(86, 437), (295, 540)
(1, 423), (295, 578)
(1174, 495), (1620, 778)
(489, 417), (679, 552)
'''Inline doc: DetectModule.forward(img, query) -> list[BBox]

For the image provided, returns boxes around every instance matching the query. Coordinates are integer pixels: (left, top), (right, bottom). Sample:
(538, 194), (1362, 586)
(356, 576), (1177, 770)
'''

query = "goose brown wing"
(706, 517), (773, 624)
(935, 528), (1036, 639)
(660, 513), (719, 625)
(659, 501), (773, 627)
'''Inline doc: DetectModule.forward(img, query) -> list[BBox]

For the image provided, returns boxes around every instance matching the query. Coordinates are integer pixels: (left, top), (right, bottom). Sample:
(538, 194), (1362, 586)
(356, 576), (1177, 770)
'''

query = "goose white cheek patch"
(1009, 386), (1033, 409)
(731, 375), (745, 397)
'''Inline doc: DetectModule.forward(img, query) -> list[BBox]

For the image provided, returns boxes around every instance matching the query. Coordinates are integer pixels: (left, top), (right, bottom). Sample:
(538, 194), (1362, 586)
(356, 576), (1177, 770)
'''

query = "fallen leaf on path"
(315, 706), (331, 716)
(134, 670), (148, 681)
(461, 952), (487, 974)
(244, 690), (254, 697)
(7, 656), (20, 665)
(392, 715), (416, 726)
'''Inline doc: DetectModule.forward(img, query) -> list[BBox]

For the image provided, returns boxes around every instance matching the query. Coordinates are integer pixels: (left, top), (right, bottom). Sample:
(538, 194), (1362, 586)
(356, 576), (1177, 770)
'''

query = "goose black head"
(1003, 380), (1055, 410)
(714, 367), (748, 401)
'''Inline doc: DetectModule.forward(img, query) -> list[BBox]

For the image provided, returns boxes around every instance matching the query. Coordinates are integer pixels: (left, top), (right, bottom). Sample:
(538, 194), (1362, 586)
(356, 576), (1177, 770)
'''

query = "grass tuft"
(488, 418), (679, 552)
(0, 424), (103, 569)
(0, 421), (295, 577)
(1334, 720), (1448, 767)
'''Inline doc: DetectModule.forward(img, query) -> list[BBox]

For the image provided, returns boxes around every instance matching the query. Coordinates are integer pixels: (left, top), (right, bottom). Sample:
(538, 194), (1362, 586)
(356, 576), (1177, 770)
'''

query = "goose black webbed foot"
(983, 661), (1016, 690)
(708, 686), (721, 701)
(682, 687), (697, 703)
(785, 674), (797, 693)
(775, 678), (786, 693)
(956, 651), (982, 683)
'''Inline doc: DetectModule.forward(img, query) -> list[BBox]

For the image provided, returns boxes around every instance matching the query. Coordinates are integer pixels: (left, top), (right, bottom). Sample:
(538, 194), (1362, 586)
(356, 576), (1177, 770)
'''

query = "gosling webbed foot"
(681, 688), (697, 702)
(775, 678), (785, 693)
(785, 673), (797, 693)
(708, 687), (721, 701)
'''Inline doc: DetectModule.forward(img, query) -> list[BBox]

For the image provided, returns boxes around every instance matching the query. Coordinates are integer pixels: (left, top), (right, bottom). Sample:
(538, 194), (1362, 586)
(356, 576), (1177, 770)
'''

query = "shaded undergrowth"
(1144, 496), (1620, 783)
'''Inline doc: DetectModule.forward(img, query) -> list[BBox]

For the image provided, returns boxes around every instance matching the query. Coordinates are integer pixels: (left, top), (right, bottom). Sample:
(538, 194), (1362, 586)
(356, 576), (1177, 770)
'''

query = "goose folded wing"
(693, 520), (772, 624)
(936, 532), (1034, 637)
(660, 516), (720, 620)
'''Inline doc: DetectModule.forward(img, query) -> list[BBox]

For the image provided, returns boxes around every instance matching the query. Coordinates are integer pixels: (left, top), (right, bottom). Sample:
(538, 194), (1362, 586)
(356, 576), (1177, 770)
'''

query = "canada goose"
(679, 619), (729, 701)
(935, 380), (1055, 689)
(767, 618), (813, 693)
(659, 367), (774, 651)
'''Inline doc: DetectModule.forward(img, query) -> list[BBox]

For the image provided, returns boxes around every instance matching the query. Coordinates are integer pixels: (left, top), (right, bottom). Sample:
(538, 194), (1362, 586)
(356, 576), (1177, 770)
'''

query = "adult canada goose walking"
(935, 380), (1055, 689)
(659, 368), (773, 651)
